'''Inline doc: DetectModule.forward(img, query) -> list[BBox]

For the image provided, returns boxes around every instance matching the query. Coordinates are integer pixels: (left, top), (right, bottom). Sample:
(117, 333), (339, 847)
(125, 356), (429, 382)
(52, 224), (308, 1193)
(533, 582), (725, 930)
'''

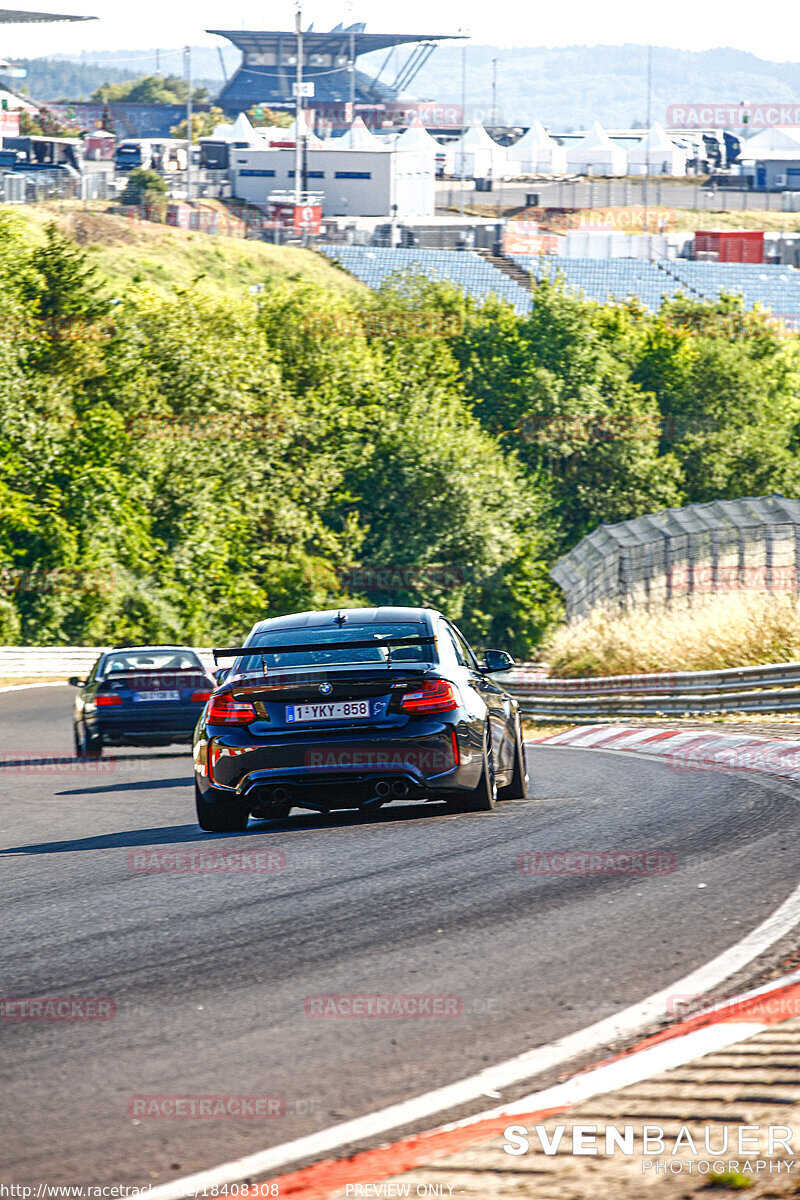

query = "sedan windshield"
(103, 650), (203, 674)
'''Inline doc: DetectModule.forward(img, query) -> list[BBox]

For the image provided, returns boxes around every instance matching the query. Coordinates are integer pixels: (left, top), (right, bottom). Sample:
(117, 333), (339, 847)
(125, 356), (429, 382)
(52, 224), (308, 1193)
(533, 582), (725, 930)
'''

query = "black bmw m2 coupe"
(193, 606), (527, 832)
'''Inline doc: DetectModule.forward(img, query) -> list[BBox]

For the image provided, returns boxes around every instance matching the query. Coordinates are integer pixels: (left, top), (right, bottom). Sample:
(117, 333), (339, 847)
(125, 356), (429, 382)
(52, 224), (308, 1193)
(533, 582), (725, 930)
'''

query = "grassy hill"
(8, 202), (366, 300)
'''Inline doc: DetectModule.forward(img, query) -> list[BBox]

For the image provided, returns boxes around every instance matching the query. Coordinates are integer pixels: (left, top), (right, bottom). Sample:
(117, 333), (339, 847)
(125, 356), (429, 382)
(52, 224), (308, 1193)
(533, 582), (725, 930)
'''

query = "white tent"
(628, 123), (687, 175)
(282, 112), (325, 147)
(507, 120), (567, 174)
(451, 119), (507, 178)
(393, 116), (439, 169)
(395, 115), (440, 152)
(229, 112), (261, 145)
(566, 121), (627, 176)
(739, 125), (800, 153)
(211, 122), (235, 140)
(336, 116), (387, 150)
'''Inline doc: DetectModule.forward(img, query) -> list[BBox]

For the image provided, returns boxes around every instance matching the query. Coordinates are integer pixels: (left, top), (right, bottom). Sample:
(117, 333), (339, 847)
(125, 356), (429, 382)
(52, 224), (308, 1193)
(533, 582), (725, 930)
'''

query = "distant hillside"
(397, 43), (800, 130)
(1, 48), (237, 104)
(9, 43), (800, 129)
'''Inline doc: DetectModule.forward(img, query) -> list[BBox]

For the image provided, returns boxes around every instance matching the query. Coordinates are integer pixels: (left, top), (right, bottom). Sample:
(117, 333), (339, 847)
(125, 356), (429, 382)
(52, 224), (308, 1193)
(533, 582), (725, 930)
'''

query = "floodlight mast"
(294, 1), (303, 206)
(184, 45), (192, 202)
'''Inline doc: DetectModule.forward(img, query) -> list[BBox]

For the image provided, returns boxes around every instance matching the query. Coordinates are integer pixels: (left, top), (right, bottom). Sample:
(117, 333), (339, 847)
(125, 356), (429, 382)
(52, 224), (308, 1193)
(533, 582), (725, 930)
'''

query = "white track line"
(485, 1022), (761, 1122)
(146, 842), (800, 1198)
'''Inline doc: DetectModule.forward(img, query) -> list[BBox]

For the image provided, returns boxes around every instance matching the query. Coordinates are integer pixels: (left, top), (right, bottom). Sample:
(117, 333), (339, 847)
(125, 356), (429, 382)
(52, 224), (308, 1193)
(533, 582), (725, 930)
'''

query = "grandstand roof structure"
(208, 25), (463, 117)
(0, 7), (95, 20)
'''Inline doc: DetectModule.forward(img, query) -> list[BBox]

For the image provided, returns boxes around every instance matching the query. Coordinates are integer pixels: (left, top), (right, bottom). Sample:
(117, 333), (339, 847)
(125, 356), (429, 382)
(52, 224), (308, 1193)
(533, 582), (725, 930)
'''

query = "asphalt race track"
(2, 685), (799, 1186)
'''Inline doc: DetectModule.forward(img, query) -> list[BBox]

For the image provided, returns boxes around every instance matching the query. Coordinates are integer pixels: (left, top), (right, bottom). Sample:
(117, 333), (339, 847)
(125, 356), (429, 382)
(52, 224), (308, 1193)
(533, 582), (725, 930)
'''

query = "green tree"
(246, 106), (294, 128)
(120, 168), (168, 209)
(448, 279), (683, 547)
(633, 295), (800, 502)
(170, 106), (227, 142)
(92, 74), (207, 105)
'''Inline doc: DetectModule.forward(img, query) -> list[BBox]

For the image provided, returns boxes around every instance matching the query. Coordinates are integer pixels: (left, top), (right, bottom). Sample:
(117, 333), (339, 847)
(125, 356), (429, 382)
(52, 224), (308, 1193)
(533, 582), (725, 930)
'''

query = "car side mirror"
(214, 668), (229, 685)
(68, 676), (85, 687)
(483, 649), (514, 674)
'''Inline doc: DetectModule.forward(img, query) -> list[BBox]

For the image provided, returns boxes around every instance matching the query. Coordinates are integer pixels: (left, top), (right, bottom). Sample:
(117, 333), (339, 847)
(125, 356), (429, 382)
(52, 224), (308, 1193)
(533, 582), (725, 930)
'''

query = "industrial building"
(736, 127), (800, 190)
(230, 137), (436, 218)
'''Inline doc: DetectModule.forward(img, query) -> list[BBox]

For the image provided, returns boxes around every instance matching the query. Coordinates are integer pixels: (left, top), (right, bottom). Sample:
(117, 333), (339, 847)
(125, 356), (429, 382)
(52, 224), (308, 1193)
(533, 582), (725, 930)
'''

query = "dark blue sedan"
(193, 606), (528, 832)
(70, 645), (216, 758)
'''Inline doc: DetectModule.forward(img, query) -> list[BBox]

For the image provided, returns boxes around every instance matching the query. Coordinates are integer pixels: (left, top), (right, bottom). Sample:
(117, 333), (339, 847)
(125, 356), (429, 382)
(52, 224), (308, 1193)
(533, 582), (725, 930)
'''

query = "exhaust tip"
(375, 780), (392, 797)
(391, 779), (409, 797)
(272, 786), (291, 803)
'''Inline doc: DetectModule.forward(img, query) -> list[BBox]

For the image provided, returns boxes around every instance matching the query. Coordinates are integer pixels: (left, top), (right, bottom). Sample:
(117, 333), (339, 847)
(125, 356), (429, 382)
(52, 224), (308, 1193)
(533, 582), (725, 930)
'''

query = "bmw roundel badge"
(319, 682), (333, 695)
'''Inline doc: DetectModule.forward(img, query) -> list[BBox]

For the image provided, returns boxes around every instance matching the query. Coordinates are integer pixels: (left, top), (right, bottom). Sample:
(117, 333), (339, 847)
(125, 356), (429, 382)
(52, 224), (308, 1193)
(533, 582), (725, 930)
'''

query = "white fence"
(0, 647), (214, 677)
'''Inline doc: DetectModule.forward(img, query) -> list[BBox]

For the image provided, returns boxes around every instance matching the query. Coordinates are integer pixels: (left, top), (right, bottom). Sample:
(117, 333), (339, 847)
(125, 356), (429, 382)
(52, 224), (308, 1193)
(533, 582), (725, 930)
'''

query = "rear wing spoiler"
(213, 634), (436, 671)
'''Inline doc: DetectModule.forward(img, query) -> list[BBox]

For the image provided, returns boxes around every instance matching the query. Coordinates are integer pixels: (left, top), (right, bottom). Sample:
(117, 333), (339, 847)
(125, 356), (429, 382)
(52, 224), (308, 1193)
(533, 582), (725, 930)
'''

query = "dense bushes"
(1, 214), (799, 654)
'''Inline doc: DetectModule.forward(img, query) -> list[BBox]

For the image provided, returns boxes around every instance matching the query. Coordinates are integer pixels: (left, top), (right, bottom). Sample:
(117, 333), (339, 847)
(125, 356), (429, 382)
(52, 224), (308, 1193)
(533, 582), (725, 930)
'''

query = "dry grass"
(7, 201), (366, 299)
(543, 593), (800, 677)
(450, 203), (800, 234)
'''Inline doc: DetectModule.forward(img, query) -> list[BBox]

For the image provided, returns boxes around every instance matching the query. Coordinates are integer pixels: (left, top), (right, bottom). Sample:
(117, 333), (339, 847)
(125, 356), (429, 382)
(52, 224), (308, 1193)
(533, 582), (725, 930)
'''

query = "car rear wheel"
(447, 727), (497, 813)
(74, 723), (103, 760)
(498, 718), (528, 801)
(195, 782), (249, 833)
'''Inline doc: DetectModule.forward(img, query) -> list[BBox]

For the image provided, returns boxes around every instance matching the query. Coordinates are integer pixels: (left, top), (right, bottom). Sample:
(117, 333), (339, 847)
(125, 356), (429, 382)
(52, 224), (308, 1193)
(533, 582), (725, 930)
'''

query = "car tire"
(195, 782), (249, 833)
(74, 723), (103, 760)
(447, 726), (497, 813)
(498, 718), (528, 801)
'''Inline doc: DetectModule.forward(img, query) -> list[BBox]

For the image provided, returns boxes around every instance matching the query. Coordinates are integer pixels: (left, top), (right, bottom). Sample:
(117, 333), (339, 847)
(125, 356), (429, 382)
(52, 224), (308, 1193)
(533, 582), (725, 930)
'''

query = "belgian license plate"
(286, 700), (370, 723)
(133, 690), (181, 702)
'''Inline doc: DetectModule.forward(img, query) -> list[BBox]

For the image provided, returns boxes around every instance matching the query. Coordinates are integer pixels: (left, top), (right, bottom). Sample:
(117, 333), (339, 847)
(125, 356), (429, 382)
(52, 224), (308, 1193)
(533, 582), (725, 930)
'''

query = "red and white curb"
(537, 723), (800, 781)
(231, 968), (800, 1200)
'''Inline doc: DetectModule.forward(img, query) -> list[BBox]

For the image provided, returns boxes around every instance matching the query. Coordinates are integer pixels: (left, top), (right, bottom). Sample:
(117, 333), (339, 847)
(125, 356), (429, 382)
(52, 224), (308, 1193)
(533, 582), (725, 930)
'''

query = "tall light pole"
(184, 45), (192, 202)
(491, 57), (497, 126)
(643, 44), (652, 249)
(459, 32), (468, 217)
(294, 2), (304, 206)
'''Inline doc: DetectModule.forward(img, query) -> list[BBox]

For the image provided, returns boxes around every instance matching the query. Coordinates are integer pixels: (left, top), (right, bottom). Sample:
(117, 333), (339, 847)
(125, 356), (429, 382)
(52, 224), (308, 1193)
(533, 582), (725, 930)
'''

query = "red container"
(695, 230), (764, 263)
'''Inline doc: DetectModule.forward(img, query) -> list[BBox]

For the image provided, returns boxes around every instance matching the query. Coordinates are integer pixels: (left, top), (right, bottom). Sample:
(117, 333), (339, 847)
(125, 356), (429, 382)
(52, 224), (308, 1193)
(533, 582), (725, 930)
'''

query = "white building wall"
(230, 146), (435, 217)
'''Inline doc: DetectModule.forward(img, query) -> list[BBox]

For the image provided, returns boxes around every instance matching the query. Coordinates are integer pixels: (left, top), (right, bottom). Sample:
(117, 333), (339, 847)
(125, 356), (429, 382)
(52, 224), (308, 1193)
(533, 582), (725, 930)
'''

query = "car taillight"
(400, 679), (460, 715)
(206, 694), (256, 725)
(191, 691), (212, 703)
(95, 695), (122, 706)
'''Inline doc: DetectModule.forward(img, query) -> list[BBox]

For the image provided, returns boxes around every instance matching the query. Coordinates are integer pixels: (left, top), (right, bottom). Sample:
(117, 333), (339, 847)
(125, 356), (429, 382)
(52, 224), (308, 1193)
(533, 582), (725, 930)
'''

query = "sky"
(0, 0), (797, 63)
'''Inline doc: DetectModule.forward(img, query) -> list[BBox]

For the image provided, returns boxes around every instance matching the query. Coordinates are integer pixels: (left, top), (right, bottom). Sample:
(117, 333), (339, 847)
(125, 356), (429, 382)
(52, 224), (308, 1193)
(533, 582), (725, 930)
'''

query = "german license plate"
(286, 700), (370, 723)
(133, 690), (181, 702)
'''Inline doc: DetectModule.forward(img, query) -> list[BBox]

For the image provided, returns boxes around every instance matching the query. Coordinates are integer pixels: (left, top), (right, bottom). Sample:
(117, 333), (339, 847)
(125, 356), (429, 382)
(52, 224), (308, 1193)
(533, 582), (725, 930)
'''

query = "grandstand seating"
(317, 245), (533, 314)
(511, 255), (800, 316)
(318, 245), (800, 320)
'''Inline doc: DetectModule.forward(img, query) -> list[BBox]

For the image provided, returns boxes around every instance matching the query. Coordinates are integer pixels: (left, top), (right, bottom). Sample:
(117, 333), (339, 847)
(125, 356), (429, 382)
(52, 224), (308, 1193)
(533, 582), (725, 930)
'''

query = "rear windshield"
(102, 650), (203, 674)
(236, 622), (432, 674)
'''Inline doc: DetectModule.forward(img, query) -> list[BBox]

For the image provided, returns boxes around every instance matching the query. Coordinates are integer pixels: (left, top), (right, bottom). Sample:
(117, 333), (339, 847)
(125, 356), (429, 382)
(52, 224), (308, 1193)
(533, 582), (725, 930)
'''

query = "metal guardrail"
(3, 648), (800, 718)
(504, 660), (800, 720)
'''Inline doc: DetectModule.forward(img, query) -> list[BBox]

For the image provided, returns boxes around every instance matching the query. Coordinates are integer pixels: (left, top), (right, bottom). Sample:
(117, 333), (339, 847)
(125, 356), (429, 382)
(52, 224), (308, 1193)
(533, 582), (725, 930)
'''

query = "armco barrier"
(504, 660), (800, 719)
(3, 648), (800, 718)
